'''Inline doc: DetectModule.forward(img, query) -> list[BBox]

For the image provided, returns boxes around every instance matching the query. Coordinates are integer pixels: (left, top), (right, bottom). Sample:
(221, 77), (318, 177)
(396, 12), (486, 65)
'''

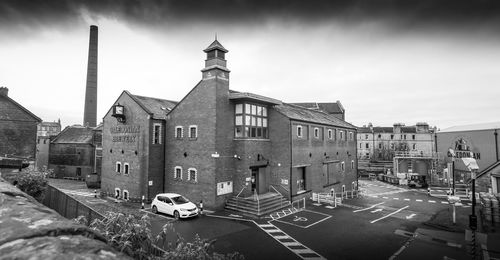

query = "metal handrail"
(236, 185), (247, 198)
(254, 189), (260, 215)
(269, 185), (284, 208)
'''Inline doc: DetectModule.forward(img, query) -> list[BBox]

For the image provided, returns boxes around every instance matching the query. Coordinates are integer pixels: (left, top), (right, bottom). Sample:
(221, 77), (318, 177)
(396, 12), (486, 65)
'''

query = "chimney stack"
(0, 87), (8, 97)
(83, 25), (98, 127)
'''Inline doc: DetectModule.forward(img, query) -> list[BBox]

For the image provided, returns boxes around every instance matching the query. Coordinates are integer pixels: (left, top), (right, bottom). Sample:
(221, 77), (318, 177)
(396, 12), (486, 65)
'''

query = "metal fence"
(42, 184), (104, 226)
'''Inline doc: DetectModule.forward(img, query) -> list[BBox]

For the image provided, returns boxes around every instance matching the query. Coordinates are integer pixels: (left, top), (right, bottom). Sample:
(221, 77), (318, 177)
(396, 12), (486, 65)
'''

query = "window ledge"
(234, 138), (270, 142)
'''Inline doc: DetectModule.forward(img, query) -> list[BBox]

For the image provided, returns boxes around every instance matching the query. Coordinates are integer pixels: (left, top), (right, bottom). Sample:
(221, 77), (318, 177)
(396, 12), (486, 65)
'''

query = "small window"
(349, 132), (354, 140)
(391, 143), (395, 149)
(175, 126), (183, 139)
(341, 161), (345, 171)
(340, 131), (344, 140)
(114, 188), (121, 199)
(378, 134), (381, 138)
(390, 135), (394, 140)
(360, 143), (362, 149)
(188, 168), (197, 182)
(351, 160), (354, 170)
(314, 127), (319, 138)
(412, 135), (416, 140)
(404, 135), (407, 140)
(123, 190), (129, 201)
(116, 162), (121, 173)
(153, 123), (162, 144)
(378, 143), (382, 149)
(328, 129), (333, 140)
(365, 134), (368, 140)
(365, 143), (369, 149)
(174, 166), (182, 180)
(189, 125), (197, 139)
(297, 125), (303, 138)
(124, 163), (129, 175)
(412, 143), (416, 150)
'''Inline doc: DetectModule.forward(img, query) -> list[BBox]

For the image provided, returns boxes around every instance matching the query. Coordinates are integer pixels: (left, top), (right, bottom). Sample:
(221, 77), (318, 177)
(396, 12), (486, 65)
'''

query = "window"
(115, 162), (121, 173)
(297, 125), (303, 138)
(153, 124), (161, 144)
(391, 143), (395, 149)
(379, 143), (382, 149)
(341, 161), (345, 171)
(351, 160), (355, 169)
(114, 188), (121, 199)
(404, 135), (407, 140)
(234, 103), (268, 138)
(412, 135), (416, 140)
(189, 125), (197, 139)
(378, 134), (381, 138)
(314, 127), (319, 138)
(187, 168), (197, 182)
(328, 129), (333, 140)
(175, 126), (183, 139)
(349, 132), (354, 140)
(365, 143), (369, 149)
(412, 143), (416, 150)
(124, 163), (129, 175)
(365, 134), (368, 140)
(123, 190), (129, 201)
(360, 143), (362, 149)
(297, 167), (306, 193)
(340, 131), (344, 140)
(174, 166), (182, 180)
(390, 134), (394, 140)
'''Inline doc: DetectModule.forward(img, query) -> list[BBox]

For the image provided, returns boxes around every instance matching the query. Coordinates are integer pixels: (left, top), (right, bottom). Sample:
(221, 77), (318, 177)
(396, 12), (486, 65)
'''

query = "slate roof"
(292, 102), (344, 114)
(357, 126), (418, 133)
(130, 94), (178, 120)
(51, 126), (95, 144)
(275, 103), (356, 129)
(204, 39), (228, 53)
(439, 122), (500, 133)
(0, 93), (41, 122)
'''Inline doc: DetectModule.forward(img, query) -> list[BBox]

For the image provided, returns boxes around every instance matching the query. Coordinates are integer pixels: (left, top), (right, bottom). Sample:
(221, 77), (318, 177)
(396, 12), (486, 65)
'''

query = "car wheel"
(152, 206), (158, 214)
(174, 210), (180, 219)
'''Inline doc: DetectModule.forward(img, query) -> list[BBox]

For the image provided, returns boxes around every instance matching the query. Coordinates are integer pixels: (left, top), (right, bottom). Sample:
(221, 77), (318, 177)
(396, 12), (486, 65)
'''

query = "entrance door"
(251, 167), (267, 194)
(251, 168), (258, 193)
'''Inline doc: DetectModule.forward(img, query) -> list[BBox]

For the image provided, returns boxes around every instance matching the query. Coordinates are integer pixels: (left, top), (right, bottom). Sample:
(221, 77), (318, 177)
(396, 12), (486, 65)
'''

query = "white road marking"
(404, 199), (410, 201)
(416, 199), (423, 202)
(405, 214), (416, 219)
(371, 209), (383, 213)
(229, 214), (242, 218)
(370, 206), (409, 223)
(441, 201), (448, 204)
(383, 197), (389, 199)
(428, 200), (436, 203)
(353, 202), (385, 213)
(393, 198), (399, 200)
(325, 206), (335, 209)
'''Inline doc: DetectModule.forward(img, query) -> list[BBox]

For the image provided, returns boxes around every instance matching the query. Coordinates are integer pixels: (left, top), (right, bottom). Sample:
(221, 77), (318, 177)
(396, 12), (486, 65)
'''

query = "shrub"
(14, 167), (50, 202)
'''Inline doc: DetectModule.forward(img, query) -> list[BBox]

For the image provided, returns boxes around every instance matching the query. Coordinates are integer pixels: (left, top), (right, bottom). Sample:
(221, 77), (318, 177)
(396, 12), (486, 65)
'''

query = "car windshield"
(171, 195), (189, 204)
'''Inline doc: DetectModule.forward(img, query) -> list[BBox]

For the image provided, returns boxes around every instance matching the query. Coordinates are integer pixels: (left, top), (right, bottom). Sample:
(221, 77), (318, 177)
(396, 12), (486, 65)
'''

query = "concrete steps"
(225, 193), (291, 216)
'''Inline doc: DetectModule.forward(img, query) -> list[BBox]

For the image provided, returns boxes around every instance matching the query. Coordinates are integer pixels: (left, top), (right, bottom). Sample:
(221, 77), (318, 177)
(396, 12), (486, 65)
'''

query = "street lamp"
(462, 156), (479, 258)
(448, 149), (456, 195)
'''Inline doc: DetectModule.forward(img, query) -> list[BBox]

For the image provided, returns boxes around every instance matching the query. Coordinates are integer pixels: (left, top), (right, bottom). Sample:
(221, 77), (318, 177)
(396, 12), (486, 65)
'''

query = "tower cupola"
(201, 38), (230, 80)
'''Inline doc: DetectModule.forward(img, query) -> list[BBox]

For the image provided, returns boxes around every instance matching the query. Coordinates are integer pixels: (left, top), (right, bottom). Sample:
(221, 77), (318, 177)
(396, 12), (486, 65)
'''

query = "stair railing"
(269, 185), (284, 208)
(254, 189), (260, 215)
(236, 185), (247, 198)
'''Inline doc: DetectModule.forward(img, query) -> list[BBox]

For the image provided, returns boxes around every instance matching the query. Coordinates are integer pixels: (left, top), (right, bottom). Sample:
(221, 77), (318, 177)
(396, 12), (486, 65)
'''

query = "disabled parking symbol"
(293, 216), (307, 222)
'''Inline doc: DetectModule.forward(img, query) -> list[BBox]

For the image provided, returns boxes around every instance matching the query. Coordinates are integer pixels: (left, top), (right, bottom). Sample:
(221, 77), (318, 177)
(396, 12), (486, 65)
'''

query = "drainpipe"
(495, 130), (499, 161)
(289, 120), (293, 200)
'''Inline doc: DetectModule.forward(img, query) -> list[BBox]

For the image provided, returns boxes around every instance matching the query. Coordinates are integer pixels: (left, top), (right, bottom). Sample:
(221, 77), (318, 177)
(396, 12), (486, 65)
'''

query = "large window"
(235, 103), (268, 139)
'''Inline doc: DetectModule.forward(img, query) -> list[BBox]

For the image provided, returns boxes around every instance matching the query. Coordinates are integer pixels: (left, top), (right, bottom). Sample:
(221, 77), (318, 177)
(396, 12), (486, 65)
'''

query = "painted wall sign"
(447, 136), (481, 159)
(217, 181), (233, 195)
(110, 125), (140, 133)
(281, 179), (289, 185)
(112, 135), (137, 143)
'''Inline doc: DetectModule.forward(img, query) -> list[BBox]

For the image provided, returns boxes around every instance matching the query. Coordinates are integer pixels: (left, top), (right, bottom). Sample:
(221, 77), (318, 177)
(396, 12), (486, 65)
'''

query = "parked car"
(151, 193), (199, 219)
(408, 174), (428, 188)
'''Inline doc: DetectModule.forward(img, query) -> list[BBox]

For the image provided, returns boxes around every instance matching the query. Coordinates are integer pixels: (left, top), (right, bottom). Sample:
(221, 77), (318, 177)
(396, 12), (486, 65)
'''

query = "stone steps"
(225, 193), (291, 216)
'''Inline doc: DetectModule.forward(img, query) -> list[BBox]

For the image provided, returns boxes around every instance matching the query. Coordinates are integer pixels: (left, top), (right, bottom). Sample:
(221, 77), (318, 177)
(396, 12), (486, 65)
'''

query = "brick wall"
(48, 143), (94, 179)
(102, 93), (151, 201)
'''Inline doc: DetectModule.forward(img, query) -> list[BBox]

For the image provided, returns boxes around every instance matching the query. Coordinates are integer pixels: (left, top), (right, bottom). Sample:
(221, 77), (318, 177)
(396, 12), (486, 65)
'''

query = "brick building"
(48, 125), (102, 180)
(101, 40), (358, 209)
(35, 120), (62, 170)
(0, 87), (41, 166)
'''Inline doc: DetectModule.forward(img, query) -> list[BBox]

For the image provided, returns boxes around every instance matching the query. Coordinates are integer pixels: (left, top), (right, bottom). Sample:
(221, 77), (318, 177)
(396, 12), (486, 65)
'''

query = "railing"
(254, 189), (260, 215)
(269, 185), (284, 208)
(292, 197), (306, 211)
(236, 185), (247, 198)
(269, 184), (289, 198)
(394, 151), (437, 158)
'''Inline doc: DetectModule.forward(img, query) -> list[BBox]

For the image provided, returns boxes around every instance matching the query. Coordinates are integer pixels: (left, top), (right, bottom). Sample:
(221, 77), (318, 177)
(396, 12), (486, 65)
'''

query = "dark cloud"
(1, 0), (500, 32)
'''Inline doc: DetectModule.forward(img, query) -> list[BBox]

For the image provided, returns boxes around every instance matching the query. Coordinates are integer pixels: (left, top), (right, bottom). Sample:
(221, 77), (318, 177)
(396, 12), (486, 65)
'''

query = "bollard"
(199, 200), (203, 215)
(141, 195), (145, 209)
(94, 190), (97, 198)
(427, 187), (430, 196)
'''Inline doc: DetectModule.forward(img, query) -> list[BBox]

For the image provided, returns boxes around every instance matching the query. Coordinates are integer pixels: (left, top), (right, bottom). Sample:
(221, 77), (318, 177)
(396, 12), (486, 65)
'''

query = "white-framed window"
(341, 161), (345, 171)
(114, 188), (121, 199)
(340, 130), (344, 140)
(328, 129), (333, 140)
(234, 103), (268, 138)
(349, 131), (354, 140)
(175, 126), (183, 139)
(297, 125), (303, 138)
(189, 125), (198, 139)
(115, 162), (121, 173)
(153, 123), (162, 144)
(174, 166), (182, 180)
(351, 160), (354, 170)
(124, 163), (129, 175)
(123, 190), (129, 201)
(314, 127), (319, 138)
(187, 168), (197, 182)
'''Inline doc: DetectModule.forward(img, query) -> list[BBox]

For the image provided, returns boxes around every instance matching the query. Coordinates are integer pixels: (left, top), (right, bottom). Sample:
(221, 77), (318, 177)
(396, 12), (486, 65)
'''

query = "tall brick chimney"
(0, 87), (8, 96)
(83, 25), (98, 127)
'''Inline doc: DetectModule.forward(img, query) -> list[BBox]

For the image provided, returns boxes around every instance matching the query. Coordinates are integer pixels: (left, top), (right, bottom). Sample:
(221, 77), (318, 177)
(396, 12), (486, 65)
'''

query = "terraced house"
(101, 39), (358, 213)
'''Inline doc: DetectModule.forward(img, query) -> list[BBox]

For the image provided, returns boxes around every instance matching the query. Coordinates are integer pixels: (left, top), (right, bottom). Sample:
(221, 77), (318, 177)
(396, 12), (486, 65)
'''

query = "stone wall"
(0, 176), (131, 259)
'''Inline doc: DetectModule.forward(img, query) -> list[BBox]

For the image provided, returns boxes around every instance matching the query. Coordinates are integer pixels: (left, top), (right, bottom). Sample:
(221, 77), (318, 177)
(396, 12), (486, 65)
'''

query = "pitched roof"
(292, 102), (344, 114)
(439, 122), (500, 133)
(229, 90), (282, 105)
(130, 94), (178, 120)
(51, 126), (95, 144)
(476, 160), (500, 180)
(275, 103), (356, 129)
(0, 94), (41, 122)
(203, 40), (228, 53)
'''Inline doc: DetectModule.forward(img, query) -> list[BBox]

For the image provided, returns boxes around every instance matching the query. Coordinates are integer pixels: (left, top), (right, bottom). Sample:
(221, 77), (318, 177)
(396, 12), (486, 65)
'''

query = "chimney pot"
(0, 87), (8, 96)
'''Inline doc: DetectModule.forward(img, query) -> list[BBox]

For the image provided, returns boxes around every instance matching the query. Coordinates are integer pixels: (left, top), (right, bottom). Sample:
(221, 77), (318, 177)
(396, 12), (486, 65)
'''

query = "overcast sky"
(1, 0), (499, 130)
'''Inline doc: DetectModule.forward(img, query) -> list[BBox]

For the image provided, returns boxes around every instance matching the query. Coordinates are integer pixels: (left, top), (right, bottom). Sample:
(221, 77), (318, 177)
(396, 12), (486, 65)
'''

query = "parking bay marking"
(371, 209), (383, 213)
(353, 202), (385, 213)
(370, 206), (410, 224)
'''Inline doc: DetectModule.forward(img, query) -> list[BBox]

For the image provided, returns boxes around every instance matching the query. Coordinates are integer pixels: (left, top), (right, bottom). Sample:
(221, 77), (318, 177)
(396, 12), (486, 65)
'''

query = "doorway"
(251, 167), (267, 194)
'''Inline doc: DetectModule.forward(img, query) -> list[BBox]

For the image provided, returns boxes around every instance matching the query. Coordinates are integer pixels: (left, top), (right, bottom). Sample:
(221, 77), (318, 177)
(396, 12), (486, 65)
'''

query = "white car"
(151, 193), (199, 219)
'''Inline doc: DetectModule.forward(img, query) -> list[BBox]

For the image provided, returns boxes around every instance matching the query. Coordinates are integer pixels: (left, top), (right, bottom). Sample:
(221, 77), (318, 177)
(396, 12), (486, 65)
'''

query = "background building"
(35, 120), (62, 170)
(0, 87), (41, 170)
(436, 122), (500, 194)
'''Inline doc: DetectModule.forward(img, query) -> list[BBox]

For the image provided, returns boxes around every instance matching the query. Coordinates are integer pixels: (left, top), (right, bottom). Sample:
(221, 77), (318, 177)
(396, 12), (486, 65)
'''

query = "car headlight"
(180, 208), (189, 212)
